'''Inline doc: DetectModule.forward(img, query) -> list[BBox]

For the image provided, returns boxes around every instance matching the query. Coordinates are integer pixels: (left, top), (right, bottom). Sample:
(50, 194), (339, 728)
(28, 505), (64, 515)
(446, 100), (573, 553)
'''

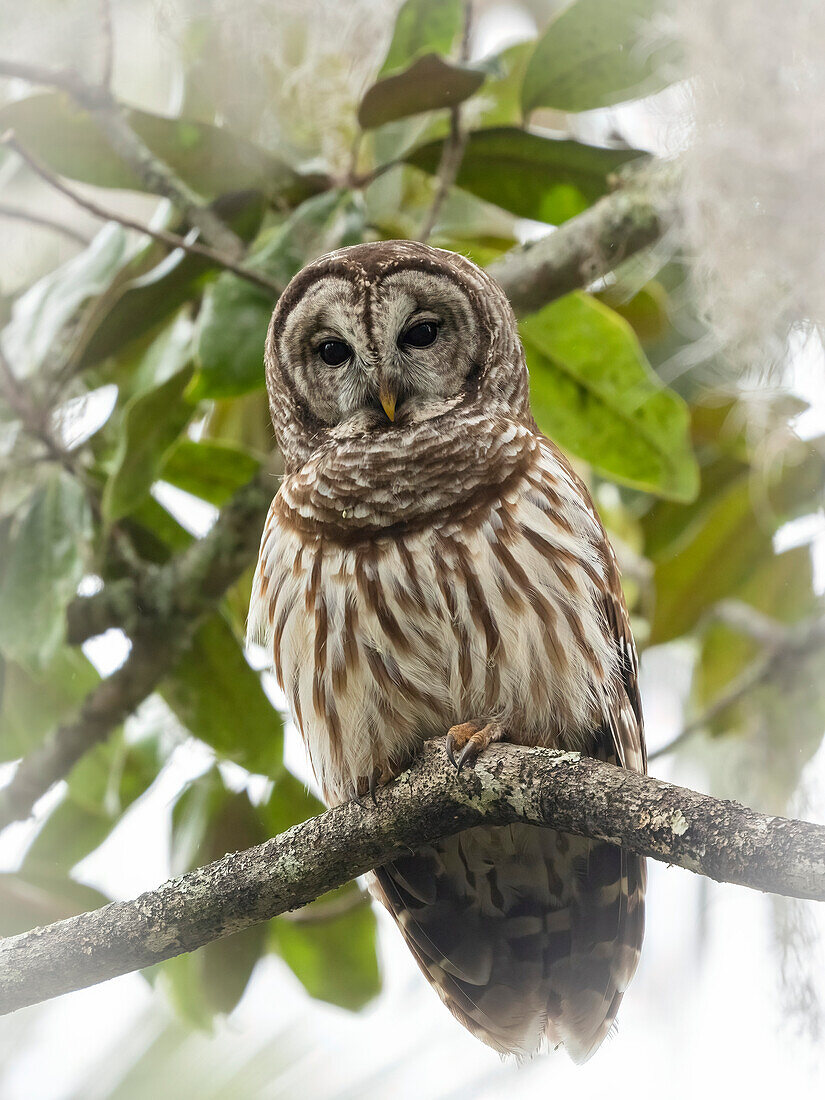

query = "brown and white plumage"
(248, 241), (646, 1061)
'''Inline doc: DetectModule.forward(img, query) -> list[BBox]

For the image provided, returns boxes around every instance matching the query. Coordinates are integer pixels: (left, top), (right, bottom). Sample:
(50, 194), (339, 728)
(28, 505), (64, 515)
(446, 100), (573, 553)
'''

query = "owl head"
(264, 241), (530, 471)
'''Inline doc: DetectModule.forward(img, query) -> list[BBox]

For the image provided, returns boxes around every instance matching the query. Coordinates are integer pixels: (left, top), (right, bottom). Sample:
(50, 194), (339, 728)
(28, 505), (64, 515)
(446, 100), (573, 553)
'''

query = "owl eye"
(400, 321), (438, 349)
(318, 340), (352, 366)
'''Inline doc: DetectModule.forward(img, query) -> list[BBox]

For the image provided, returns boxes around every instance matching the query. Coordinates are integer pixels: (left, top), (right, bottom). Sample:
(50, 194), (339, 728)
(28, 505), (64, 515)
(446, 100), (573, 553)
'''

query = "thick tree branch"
(1, 740), (823, 1016)
(488, 158), (681, 316)
(0, 475), (275, 830)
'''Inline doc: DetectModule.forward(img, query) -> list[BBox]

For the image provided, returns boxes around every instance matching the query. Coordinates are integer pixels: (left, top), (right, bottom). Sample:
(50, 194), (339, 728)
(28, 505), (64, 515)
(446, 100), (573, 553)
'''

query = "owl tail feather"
(370, 823), (645, 1062)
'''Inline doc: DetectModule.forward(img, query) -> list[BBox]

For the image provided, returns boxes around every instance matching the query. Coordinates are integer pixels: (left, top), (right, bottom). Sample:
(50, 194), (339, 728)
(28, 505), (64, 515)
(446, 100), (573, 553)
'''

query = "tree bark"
(1, 741), (823, 1016)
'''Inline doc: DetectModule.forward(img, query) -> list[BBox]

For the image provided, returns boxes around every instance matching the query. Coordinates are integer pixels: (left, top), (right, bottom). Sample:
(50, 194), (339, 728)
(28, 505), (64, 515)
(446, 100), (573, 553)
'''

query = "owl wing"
(371, 450), (647, 1062)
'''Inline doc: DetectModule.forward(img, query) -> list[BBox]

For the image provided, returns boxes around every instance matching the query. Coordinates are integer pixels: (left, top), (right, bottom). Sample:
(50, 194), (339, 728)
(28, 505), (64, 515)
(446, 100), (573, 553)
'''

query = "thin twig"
(0, 201), (91, 245)
(649, 614), (825, 761)
(0, 345), (80, 477)
(419, 2), (473, 243)
(2, 740), (825, 1016)
(1, 131), (281, 297)
(0, 56), (244, 258)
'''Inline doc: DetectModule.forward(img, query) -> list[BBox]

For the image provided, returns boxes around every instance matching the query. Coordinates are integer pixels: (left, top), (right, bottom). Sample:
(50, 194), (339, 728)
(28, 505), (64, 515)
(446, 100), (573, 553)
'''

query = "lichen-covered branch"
(1, 740), (823, 1016)
(489, 158), (681, 316)
(0, 475), (274, 830)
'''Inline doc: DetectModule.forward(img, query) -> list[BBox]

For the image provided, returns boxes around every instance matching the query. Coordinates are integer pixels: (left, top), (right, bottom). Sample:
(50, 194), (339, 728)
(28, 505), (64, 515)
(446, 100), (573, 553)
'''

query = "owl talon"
(369, 770), (379, 805)
(445, 721), (504, 773)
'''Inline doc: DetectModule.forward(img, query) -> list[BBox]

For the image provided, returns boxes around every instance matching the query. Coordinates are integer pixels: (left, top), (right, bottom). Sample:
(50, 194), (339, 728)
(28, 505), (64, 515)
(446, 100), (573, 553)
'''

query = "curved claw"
(369, 770), (378, 805)
(445, 736), (459, 770)
(456, 741), (479, 773)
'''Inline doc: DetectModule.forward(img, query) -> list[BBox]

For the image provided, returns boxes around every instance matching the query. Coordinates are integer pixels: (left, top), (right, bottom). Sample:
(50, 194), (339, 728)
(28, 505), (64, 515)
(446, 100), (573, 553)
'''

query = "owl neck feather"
(276, 407), (538, 542)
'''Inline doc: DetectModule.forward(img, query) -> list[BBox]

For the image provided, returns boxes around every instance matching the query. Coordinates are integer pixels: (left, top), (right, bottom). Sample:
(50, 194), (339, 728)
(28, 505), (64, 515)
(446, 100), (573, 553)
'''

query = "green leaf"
(102, 362), (194, 522)
(1, 224), (129, 378)
(521, 0), (677, 114)
(597, 280), (669, 345)
(476, 40), (534, 127)
(379, 0), (462, 76)
(520, 292), (698, 499)
(161, 612), (284, 777)
(159, 439), (261, 506)
(405, 127), (643, 223)
(0, 93), (324, 203)
(0, 870), (109, 937)
(0, 647), (98, 762)
(359, 54), (485, 129)
(73, 191), (267, 372)
(23, 729), (162, 874)
(695, 545), (816, 711)
(192, 190), (364, 400)
(260, 769), (324, 836)
(0, 469), (92, 665)
(258, 772), (381, 1009)
(649, 438), (825, 644)
(271, 894), (381, 1010)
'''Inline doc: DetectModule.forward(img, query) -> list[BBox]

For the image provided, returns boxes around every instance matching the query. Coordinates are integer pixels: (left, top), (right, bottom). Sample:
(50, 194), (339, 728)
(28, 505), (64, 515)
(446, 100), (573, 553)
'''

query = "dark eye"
(318, 340), (352, 366)
(400, 321), (438, 349)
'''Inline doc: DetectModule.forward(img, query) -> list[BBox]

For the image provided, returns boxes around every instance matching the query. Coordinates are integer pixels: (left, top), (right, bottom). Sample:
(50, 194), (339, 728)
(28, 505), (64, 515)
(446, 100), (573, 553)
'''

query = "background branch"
(1, 740), (823, 1016)
(0, 56), (244, 257)
(0, 475), (275, 829)
(650, 612), (825, 761)
(419, 2), (473, 242)
(0, 201), (91, 245)
(1, 131), (281, 296)
(488, 158), (681, 315)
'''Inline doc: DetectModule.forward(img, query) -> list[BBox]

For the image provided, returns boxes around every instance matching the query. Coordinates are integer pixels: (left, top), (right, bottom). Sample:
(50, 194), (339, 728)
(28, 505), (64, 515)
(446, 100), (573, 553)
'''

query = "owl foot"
(445, 720), (504, 773)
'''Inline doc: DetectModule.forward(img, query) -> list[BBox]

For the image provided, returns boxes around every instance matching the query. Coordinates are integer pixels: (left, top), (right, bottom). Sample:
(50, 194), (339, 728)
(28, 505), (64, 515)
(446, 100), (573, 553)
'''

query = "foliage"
(0, 0), (821, 1048)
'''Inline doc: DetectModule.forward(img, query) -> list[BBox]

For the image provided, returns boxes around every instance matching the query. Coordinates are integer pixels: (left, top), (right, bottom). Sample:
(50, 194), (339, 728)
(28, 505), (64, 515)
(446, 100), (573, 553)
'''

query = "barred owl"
(248, 241), (646, 1061)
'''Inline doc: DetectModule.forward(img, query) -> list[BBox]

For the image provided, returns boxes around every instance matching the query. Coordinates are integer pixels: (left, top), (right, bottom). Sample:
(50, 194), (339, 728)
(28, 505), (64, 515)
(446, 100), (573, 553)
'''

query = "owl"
(248, 241), (646, 1062)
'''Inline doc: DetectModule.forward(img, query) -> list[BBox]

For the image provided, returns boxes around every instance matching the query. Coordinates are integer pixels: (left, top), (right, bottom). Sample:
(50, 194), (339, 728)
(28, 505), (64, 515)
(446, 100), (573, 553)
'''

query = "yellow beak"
(379, 379), (396, 422)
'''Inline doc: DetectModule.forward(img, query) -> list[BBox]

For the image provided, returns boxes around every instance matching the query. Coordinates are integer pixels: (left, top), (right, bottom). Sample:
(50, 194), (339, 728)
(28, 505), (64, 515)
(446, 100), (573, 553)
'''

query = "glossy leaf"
(159, 439), (261, 506)
(0, 93), (322, 203)
(23, 729), (162, 874)
(406, 127), (644, 223)
(649, 438), (825, 644)
(0, 469), (93, 665)
(161, 612), (284, 777)
(102, 363), (195, 522)
(359, 54), (485, 129)
(0, 647), (98, 762)
(271, 893), (381, 1011)
(694, 545), (816, 713)
(521, 0), (676, 114)
(73, 191), (267, 371)
(520, 292), (698, 499)
(476, 40), (534, 127)
(1, 224), (129, 378)
(379, 0), (462, 76)
(193, 190), (364, 399)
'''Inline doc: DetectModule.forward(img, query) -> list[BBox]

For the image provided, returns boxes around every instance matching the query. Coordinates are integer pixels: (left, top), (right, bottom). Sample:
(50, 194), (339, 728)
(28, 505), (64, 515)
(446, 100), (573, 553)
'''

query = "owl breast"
(249, 434), (623, 804)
